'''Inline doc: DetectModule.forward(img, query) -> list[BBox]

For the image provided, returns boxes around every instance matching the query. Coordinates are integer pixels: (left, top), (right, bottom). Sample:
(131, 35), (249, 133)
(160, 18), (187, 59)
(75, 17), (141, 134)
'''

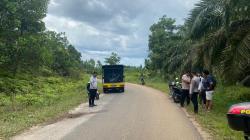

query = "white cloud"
(44, 0), (199, 66)
(49, 0), (59, 7)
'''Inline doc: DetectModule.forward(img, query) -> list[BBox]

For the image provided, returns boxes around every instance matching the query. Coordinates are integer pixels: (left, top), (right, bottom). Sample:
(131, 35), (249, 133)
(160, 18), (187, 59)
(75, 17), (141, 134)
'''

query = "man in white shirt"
(190, 71), (200, 113)
(181, 71), (191, 107)
(198, 74), (206, 108)
(89, 72), (98, 107)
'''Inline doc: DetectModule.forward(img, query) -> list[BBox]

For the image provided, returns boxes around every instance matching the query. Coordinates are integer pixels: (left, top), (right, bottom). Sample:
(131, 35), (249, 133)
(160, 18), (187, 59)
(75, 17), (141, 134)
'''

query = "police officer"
(89, 72), (98, 107)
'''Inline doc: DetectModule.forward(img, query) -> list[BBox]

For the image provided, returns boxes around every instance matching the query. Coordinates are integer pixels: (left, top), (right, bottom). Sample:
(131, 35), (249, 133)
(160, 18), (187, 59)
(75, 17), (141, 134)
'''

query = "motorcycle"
(168, 81), (175, 97)
(169, 80), (182, 103)
(141, 78), (145, 85)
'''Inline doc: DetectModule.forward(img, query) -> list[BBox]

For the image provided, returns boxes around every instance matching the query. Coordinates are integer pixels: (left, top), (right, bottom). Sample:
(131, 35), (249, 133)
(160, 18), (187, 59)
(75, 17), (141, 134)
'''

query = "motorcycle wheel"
(173, 95), (180, 103)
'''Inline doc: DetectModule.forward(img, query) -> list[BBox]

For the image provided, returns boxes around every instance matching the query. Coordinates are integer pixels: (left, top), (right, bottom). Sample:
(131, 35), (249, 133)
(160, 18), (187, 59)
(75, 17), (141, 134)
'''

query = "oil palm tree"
(186, 0), (250, 83)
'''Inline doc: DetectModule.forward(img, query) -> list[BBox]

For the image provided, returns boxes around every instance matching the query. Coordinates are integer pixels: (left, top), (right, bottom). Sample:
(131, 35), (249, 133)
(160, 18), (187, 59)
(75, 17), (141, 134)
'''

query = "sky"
(43, 0), (199, 66)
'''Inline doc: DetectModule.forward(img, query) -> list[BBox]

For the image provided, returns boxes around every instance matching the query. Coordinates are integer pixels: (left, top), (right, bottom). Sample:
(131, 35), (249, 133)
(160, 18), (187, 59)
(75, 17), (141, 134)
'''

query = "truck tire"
(103, 89), (108, 93)
(120, 87), (125, 93)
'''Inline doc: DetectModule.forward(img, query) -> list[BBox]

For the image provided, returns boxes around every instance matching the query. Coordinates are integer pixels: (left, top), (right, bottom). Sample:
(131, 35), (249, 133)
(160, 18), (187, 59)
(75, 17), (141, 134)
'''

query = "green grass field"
(0, 74), (92, 139)
(125, 71), (249, 140)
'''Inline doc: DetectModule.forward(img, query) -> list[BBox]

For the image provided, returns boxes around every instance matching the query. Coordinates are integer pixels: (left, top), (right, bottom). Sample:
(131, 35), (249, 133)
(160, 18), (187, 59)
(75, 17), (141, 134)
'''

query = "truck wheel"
(103, 89), (108, 93)
(120, 88), (125, 93)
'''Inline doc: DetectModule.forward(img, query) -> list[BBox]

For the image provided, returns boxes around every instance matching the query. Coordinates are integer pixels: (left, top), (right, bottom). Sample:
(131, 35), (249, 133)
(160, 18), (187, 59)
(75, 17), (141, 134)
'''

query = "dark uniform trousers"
(89, 89), (97, 105)
(191, 92), (199, 113)
(181, 89), (190, 107)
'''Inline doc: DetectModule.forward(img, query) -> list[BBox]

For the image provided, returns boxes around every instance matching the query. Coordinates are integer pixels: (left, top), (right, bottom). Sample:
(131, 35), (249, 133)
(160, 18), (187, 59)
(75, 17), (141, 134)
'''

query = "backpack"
(86, 82), (90, 92)
(210, 76), (217, 89)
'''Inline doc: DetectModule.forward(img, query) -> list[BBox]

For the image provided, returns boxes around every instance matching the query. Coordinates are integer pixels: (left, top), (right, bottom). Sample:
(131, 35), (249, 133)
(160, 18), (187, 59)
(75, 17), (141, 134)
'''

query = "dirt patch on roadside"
(44, 112), (69, 125)
(68, 110), (107, 119)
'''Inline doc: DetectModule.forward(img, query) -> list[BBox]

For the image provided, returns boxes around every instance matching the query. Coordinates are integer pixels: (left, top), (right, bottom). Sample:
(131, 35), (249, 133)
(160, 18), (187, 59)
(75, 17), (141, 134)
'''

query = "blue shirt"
(203, 75), (214, 91)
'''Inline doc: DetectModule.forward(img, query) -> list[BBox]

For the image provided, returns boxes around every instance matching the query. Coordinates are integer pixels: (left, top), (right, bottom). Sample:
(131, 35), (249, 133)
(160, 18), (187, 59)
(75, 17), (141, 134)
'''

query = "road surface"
(13, 83), (202, 140)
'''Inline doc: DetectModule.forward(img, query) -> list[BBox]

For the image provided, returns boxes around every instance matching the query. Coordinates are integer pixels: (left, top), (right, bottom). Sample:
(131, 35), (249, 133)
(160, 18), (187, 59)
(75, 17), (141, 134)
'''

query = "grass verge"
(125, 71), (168, 93)
(0, 74), (91, 139)
(185, 86), (250, 140)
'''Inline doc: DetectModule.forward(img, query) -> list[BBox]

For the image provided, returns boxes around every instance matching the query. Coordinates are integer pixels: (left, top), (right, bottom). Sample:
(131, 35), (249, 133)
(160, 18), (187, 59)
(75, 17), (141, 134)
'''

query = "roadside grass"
(0, 74), (90, 139)
(186, 85), (250, 140)
(125, 69), (168, 92)
(125, 70), (168, 93)
(125, 71), (249, 140)
(124, 69), (141, 84)
(143, 77), (169, 93)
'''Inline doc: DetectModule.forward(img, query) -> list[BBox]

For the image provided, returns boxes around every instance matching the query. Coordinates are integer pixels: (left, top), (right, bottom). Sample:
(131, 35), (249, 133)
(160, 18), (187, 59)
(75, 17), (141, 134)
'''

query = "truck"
(102, 65), (125, 93)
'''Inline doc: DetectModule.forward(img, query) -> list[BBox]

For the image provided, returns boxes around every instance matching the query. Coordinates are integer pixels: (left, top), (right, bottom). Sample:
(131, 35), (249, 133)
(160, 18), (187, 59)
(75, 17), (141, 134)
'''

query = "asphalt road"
(13, 83), (202, 140)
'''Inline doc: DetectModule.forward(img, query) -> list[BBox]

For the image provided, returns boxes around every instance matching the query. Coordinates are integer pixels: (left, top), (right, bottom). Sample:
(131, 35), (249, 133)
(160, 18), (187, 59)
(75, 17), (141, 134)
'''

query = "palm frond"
(220, 22), (250, 83)
(186, 0), (224, 39)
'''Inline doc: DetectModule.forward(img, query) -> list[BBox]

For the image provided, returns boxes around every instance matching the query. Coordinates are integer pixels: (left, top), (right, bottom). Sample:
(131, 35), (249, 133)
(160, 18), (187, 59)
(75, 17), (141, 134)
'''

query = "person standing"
(89, 72), (98, 107)
(181, 71), (191, 107)
(202, 70), (216, 112)
(190, 71), (200, 113)
(140, 74), (145, 85)
(198, 74), (206, 108)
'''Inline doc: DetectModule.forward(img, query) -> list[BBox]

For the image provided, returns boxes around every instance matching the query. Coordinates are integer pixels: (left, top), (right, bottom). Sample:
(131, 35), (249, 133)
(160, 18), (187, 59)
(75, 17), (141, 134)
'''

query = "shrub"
(223, 86), (250, 102)
(40, 67), (54, 77)
(0, 95), (11, 107)
(16, 94), (43, 107)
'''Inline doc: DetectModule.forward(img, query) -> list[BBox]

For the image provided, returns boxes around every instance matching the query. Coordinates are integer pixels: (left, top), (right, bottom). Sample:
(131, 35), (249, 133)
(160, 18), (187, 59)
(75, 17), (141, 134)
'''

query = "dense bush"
(222, 86), (250, 102)
(0, 75), (87, 112)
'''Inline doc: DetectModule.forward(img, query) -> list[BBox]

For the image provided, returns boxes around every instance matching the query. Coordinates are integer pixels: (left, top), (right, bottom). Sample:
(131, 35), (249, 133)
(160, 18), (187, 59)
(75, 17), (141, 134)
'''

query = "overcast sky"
(44, 0), (199, 66)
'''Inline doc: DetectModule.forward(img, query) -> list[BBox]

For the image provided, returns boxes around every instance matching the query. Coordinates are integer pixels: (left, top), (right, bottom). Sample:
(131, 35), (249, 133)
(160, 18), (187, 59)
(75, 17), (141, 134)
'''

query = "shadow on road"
(68, 110), (108, 119)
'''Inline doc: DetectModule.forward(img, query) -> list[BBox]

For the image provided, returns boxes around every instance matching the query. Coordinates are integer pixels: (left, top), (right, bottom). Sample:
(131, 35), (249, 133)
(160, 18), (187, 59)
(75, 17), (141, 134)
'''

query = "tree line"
(0, 0), (123, 78)
(146, 0), (250, 85)
(0, 0), (126, 110)
(0, 0), (85, 78)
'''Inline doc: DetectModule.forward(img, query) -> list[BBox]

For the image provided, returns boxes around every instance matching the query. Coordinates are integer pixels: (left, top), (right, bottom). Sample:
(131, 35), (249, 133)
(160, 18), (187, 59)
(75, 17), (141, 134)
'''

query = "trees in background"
(82, 59), (96, 73)
(0, 0), (83, 77)
(82, 52), (121, 74)
(104, 52), (121, 65)
(82, 59), (103, 74)
(148, 16), (186, 79)
(0, 0), (86, 110)
(146, 0), (250, 84)
(186, 0), (250, 84)
(96, 60), (103, 74)
(44, 32), (82, 77)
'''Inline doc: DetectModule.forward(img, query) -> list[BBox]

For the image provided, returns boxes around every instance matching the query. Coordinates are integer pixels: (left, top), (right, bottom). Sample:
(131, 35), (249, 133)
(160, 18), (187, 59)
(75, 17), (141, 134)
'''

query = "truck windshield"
(104, 68), (123, 83)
